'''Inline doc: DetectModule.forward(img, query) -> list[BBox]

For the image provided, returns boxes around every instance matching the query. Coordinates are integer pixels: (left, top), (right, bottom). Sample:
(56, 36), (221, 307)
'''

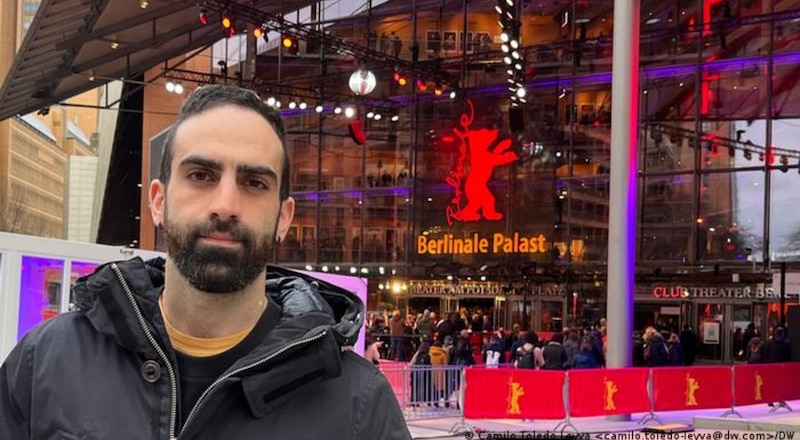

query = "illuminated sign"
(417, 232), (547, 255)
(409, 282), (565, 296)
(651, 285), (795, 300)
(445, 100), (518, 226)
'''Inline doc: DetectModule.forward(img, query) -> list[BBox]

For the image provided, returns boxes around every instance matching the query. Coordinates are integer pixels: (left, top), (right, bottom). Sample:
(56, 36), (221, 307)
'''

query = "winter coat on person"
(0, 258), (410, 440)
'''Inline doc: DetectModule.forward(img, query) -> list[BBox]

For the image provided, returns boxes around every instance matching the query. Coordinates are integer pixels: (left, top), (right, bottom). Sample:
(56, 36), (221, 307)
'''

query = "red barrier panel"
(653, 366), (732, 411)
(464, 368), (566, 419)
(568, 368), (650, 417)
(781, 362), (800, 401)
(734, 364), (784, 406)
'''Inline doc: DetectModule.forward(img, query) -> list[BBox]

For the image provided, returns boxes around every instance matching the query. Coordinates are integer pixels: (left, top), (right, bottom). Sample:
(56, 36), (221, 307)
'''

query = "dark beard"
(162, 215), (275, 293)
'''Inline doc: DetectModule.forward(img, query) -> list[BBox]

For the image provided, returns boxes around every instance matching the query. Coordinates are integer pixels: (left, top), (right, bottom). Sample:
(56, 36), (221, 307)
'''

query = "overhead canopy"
(0, 0), (318, 121)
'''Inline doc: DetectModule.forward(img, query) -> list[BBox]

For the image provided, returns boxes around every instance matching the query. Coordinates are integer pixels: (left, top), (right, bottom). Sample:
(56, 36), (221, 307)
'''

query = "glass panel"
(18, 256), (64, 340)
(287, 131), (319, 194)
(317, 192), (361, 265)
(70, 261), (99, 307)
(769, 119), (800, 262)
(639, 174), (695, 262)
(772, 62), (800, 119)
(699, 170), (764, 262)
(364, 188), (411, 265)
(284, 193), (318, 264)
(540, 300), (563, 332)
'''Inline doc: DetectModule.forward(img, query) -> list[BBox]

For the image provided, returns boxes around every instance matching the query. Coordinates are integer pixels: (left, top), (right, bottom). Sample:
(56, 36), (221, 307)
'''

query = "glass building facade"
(255, 0), (800, 362)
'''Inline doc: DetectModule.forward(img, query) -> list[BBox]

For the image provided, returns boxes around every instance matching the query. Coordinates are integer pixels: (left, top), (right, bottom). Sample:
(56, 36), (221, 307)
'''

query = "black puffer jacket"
(1, 257), (411, 440)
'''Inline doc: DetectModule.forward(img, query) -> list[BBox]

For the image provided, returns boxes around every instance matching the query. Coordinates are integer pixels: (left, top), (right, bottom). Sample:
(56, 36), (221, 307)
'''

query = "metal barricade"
(379, 364), (465, 420)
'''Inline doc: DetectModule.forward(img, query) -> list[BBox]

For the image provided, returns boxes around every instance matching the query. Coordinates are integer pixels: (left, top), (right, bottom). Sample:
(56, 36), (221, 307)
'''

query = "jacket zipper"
(111, 264), (180, 440)
(177, 330), (328, 439)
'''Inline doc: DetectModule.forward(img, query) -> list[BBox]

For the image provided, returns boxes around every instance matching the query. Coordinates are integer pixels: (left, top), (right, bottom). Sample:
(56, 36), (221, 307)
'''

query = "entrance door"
(493, 296), (507, 330)
(695, 302), (726, 363)
(440, 297), (459, 315)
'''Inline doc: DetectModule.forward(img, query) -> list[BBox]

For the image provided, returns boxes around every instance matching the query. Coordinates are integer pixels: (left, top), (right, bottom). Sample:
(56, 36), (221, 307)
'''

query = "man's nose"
(207, 175), (242, 220)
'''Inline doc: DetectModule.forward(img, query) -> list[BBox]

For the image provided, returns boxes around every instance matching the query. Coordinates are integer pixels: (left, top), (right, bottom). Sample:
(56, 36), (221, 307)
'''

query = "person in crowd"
(667, 333), (684, 366)
(409, 339), (432, 404)
(746, 330), (764, 364)
(515, 331), (544, 369)
(633, 331), (646, 367)
(542, 332), (569, 370)
(454, 330), (475, 366)
(572, 341), (600, 369)
(763, 326), (791, 363)
(0, 85), (409, 440)
(680, 324), (697, 366)
(364, 334), (384, 366)
(416, 310), (435, 341)
(470, 313), (483, 333)
(389, 310), (406, 361)
(483, 334), (504, 368)
(428, 341), (449, 406)
(644, 326), (670, 367)
(562, 331), (580, 368)
(509, 327), (527, 365)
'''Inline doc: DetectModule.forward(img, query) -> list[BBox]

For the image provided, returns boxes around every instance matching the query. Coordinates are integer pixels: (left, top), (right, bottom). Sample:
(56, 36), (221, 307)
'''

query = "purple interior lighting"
(18, 256), (63, 341)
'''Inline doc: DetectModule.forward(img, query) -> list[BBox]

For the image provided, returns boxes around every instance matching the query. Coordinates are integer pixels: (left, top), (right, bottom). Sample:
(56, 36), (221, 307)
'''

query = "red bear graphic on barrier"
(446, 101), (518, 225)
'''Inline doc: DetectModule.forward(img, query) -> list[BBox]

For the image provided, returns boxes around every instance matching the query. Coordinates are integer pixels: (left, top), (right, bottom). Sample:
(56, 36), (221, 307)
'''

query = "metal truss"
(200, 0), (459, 89)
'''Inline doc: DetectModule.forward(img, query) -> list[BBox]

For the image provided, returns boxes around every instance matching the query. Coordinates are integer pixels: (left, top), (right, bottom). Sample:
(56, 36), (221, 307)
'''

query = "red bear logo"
(446, 101), (518, 225)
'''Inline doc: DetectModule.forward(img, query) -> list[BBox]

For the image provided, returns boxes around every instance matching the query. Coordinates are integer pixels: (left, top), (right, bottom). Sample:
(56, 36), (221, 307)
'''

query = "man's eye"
(188, 171), (213, 182)
(246, 179), (268, 190)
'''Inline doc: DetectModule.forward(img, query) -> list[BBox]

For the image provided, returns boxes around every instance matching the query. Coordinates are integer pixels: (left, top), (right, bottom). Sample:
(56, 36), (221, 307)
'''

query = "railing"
(378, 362), (800, 435)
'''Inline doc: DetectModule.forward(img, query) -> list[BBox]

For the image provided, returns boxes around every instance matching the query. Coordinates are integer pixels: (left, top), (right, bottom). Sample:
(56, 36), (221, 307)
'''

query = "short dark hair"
(158, 85), (290, 201)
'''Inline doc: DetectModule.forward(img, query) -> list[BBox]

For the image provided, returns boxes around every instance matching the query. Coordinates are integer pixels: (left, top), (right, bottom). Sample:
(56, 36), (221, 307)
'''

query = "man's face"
(149, 105), (295, 293)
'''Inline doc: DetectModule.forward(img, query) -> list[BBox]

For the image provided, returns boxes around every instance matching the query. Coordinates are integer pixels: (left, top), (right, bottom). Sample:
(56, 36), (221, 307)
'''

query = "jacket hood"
(72, 257), (365, 354)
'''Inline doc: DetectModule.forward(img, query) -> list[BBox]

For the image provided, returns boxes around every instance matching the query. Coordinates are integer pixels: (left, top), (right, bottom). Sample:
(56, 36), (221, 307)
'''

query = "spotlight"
(139, 0), (148, 8)
(374, 113), (382, 120)
(398, 77), (407, 86)
(174, 83), (184, 94)
(391, 115), (399, 122)
(449, 91), (457, 99)
(366, 111), (375, 119)
(266, 96), (276, 106)
(274, 99), (281, 108)
(516, 86), (526, 98)
(315, 104), (324, 113)
(221, 13), (232, 29)
(165, 81), (175, 93)
(334, 105), (342, 115)
(288, 101), (297, 109)
(344, 106), (356, 118)
(500, 32), (509, 42)
(199, 9), (208, 25)
(510, 40), (519, 49)
(501, 44), (510, 53)
(434, 84), (443, 96)
(416, 79), (428, 92)
(110, 37), (119, 49)
(253, 27), (264, 40)
(298, 101), (307, 110)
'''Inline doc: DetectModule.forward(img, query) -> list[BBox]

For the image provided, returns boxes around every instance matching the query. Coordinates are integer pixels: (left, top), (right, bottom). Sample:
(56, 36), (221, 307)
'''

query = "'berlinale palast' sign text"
(417, 232), (547, 255)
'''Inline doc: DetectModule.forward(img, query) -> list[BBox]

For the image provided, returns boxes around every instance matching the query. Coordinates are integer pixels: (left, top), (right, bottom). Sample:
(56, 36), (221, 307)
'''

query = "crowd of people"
(364, 310), (792, 370)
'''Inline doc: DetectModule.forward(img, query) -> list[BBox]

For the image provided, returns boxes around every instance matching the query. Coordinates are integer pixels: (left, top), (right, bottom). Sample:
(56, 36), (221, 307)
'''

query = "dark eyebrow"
(178, 155), (222, 172)
(237, 164), (278, 184)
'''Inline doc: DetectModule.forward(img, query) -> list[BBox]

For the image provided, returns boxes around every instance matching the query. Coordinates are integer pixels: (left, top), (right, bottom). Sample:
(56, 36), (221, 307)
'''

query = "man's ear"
(149, 179), (166, 227)
(276, 197), (295, 242)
